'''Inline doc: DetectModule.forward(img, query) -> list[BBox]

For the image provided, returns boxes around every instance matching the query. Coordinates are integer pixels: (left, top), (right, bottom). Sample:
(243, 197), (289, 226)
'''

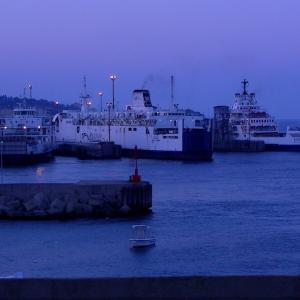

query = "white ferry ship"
(53, 88), (213, 160)
(0, 107), (55, 165)
(230, 80), (300, 150)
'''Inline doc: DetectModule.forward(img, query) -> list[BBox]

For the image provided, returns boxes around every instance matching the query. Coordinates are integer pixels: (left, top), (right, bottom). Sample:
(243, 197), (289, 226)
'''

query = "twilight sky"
(1, 0), (300, 118)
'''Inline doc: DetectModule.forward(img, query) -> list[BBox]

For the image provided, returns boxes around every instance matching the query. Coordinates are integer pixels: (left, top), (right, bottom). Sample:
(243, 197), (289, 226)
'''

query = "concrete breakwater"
(0, 181), (152, 219)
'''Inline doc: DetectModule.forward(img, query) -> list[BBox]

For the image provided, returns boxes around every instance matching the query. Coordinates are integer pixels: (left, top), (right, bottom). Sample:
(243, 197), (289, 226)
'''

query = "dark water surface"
(0, 152), (300, 277)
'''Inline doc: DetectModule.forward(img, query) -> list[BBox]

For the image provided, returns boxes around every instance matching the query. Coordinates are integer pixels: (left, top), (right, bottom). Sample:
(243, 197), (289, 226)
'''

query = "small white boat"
(129, 225), (156, 248)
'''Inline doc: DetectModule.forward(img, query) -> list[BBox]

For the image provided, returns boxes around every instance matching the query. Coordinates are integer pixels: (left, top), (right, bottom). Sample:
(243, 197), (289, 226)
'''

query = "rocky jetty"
(0, 181), (152, 219)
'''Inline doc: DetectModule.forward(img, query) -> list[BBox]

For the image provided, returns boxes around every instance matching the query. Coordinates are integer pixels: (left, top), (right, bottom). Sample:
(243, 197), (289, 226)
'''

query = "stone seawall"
(0, 181), (152, 219)
(0, 276), (299, 299)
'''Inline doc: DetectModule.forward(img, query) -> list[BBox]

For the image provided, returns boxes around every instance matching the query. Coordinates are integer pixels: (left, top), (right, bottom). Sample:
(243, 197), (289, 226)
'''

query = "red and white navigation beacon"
(129, 146), (141, 183)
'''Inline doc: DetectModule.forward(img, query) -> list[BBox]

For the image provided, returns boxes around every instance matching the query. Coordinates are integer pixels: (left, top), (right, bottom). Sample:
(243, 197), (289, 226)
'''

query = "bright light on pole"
(0, 126), (6, 184)
(109, 75), (117, 110)
(98, 92), (103, 113)
(28, 84), (32, 98)
(106, 102), (112, 142)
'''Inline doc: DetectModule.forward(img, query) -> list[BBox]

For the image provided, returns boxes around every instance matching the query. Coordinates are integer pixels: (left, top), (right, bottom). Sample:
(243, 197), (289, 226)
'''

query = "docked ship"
(0, 107), (56, 165)
(229, 80), (300, 150)
(53, 87), (213, 160)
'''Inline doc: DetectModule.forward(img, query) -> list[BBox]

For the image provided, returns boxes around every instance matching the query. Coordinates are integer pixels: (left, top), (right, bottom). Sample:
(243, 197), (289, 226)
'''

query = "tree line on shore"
(0, 95), (80, 116)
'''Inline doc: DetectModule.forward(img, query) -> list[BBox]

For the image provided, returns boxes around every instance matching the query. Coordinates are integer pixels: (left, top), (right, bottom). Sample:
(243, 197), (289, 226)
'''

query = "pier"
(213, 106), (265, 152)
(0, 181), (152, 218)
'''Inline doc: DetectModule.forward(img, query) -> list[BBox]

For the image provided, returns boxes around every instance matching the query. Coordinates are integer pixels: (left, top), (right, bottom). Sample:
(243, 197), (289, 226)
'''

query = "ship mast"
(242, 79), (248, 95)
(171, 75), (174, 109)
(80, 76), (91, 113)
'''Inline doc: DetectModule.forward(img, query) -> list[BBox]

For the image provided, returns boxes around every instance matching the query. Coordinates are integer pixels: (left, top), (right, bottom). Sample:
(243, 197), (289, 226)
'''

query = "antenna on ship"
(171, 75), (174, 109)
(83, 76), (87, 96)
(22, 86), (27, 108)
(80, 76), (91, 113)
(242, 79), (248, 95)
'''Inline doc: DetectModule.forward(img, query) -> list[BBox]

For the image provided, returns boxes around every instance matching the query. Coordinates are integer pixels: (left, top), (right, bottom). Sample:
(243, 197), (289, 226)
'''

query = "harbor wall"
(213, 106), (265, 152)
(0, 276), (299, 299)
(55, 142), (122, 159)
(0, 181), (151, 218)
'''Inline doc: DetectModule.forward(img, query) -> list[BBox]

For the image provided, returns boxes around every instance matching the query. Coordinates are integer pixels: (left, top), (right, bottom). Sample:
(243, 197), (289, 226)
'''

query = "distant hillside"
(0, 95), (81, 116)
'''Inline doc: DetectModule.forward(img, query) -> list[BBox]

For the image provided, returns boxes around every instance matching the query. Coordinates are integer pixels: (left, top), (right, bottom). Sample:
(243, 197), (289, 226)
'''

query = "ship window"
(195, 120), (202, 127)
(133, 128), (137, 131)
(128, 128), (132, 131)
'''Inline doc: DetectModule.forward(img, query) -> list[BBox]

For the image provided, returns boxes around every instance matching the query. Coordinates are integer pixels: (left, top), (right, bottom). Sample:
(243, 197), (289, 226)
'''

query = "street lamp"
(1, 126), (6, 184)
(109, 75), (117, 110)
(98, 92), (103, 113)
(106, 102), (112, 142)
(28, 84), (33, 98)
(54, 100), (59, 114)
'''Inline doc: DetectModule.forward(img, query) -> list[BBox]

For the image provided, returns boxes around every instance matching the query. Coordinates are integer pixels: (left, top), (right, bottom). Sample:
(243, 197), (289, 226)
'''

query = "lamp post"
(109, 75), (117, 111)
(1, 126), (6, 184)
(54, 100), (59, 114)
(98, 92), (103, 113)
(1, 130), (3, 184)
(23, 125), (28, 158)
(106, 102), (112, 142)
(28, 84), (32, 98)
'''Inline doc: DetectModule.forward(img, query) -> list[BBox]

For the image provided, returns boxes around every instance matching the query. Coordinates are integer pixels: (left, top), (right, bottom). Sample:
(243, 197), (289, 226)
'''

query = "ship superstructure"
(0, 107), (55, 164)
(53, 89), (213, 160)
(229, 80), (300, 150)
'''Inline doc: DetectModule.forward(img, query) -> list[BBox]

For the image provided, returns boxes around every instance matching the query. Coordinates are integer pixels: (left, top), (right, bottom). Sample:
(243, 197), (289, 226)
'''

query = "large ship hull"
(122, 128), (213, 161)
(250, 134), (300, 152)
(265, 144), (300, 151)
(54, 122), (213, 161)
(53, 88), (213, 161)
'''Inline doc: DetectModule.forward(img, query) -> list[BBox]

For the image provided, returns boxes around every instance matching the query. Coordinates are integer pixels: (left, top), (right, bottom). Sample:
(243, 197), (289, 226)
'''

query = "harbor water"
(0, 150), (300, 277)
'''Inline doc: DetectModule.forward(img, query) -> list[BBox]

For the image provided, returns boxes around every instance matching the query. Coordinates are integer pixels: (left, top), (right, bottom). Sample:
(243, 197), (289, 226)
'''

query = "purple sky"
(1, 0), (300, 118)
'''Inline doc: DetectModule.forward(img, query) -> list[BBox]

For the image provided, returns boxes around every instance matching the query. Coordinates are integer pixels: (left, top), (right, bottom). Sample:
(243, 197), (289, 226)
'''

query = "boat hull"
(265, 144), (300, 151)
(130, 239), (156, 248)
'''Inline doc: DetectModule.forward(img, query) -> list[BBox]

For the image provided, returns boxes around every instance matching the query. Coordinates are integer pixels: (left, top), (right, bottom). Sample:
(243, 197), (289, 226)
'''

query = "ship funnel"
(130, 89), (153, 111)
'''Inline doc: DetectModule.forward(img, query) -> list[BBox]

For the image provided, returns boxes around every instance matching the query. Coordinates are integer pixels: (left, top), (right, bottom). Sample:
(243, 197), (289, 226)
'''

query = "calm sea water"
(0, 150), (300, 277)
